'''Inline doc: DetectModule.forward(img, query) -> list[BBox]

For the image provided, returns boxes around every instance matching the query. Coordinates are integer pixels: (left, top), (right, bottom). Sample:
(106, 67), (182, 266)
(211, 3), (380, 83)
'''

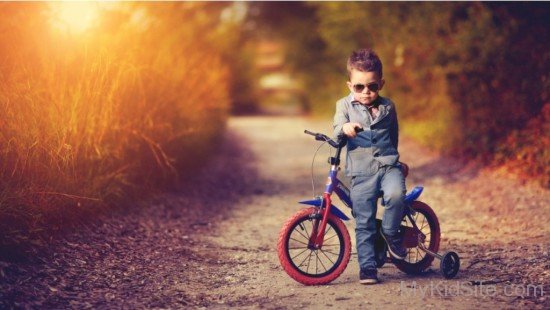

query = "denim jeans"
(350, 164), (406, 271)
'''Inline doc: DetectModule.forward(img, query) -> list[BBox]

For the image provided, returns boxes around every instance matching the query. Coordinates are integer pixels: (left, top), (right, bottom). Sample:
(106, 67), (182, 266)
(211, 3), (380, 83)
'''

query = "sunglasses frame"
(352, 82), (380, 93)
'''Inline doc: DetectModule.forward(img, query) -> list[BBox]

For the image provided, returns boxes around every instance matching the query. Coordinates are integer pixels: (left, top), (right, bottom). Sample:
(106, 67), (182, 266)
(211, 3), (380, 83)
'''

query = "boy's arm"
(333, 100), (349, 138)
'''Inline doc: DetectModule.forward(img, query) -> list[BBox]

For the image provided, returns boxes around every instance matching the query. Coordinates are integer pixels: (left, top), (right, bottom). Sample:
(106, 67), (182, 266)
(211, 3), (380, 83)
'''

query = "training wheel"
(440, 251), (460, 279)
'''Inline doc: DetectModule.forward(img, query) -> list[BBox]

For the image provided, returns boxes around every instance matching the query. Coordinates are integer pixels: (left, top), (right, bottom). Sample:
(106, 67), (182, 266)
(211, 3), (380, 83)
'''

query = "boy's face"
(347, 70), (385, 106)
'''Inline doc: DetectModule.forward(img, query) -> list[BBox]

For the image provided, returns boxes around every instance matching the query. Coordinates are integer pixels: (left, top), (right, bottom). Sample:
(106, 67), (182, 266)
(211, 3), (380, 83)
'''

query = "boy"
(333, 48), (407, 284)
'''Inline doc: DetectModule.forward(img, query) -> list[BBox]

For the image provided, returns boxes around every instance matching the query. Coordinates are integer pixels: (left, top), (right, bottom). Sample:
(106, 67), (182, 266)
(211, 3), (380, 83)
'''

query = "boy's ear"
(346, 81), (353, 92)
(379, 78), (386, 91)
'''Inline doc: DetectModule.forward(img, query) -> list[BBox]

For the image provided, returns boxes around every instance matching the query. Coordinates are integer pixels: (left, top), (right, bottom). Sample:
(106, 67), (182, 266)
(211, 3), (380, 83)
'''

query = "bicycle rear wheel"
(277, 207), (351, 285)
(393, 201), (441, 274)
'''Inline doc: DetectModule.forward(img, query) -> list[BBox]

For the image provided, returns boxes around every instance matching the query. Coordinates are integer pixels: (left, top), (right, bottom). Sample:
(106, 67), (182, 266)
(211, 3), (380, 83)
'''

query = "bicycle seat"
(400, 162), (409, 179)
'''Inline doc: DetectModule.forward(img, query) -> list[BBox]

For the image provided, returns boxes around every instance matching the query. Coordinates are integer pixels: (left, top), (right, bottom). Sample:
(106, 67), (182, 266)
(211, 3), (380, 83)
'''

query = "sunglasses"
(352, 82), (380, 93)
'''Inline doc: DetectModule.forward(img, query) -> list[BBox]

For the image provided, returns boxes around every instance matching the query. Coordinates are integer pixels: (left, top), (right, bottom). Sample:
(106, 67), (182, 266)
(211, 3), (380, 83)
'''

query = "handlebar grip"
(304, 129), (341, 147)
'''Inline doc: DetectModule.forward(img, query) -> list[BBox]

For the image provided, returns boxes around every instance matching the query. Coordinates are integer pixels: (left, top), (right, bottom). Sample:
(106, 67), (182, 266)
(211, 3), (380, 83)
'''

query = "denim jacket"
(333, 94), (400, 177)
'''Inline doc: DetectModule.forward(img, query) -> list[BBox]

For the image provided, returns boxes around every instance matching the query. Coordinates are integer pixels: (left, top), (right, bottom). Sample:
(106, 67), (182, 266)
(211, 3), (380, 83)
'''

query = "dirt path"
(1, 116), (548, 309)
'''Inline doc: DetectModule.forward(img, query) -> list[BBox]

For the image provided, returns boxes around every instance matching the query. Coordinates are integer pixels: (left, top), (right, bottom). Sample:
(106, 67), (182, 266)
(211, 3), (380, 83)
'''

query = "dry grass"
(0, 3), (230, 248)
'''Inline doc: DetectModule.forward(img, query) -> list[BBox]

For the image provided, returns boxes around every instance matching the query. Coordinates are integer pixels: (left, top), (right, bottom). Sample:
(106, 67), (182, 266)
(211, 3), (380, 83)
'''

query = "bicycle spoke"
(291, 248), (310, 260)
(305, 250), (313, 273)
(320, 249), (340, 257)
(323, 233), (338, 243)
(420, 216), (427, 230)
(325, 225), (333, 235)
(300, 250), (312, 269)
(293, 227), (310, 241)
(315, 251), (319, 274)
(319, 249), (339, 265)
(302, 220), (311, 239)
(316, 250), (329, 271)
(289, 237), (309, 246)
(320, 243), (340, 247)
(418, 248), (425, 260)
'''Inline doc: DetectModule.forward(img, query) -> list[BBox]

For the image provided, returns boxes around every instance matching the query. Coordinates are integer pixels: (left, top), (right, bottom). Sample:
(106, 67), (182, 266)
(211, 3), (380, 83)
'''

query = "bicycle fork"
(308, 166), (339, 249)
(307, 193), (332, 248)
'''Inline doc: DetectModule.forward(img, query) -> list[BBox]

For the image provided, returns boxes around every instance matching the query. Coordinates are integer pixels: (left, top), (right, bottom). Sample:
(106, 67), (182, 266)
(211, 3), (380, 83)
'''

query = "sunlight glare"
(50, 2), (100, 34)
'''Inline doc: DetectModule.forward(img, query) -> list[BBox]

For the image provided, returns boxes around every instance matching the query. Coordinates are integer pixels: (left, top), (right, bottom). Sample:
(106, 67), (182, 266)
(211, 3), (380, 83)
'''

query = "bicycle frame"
(298, 130), (357, 248)
(298, 132), (427, 249)
(298, 163), (349, 248)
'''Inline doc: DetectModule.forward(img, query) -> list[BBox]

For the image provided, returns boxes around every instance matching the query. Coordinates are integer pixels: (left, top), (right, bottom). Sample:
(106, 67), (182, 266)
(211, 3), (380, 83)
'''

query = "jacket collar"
(372, 101), (390, 125)
(349, 95), (390, 125)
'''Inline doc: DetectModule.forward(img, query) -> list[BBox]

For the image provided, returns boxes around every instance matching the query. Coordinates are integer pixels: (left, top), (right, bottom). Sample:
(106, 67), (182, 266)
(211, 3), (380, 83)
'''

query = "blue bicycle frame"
(298, 167), (425, 221)
(299, 130), (424, 248)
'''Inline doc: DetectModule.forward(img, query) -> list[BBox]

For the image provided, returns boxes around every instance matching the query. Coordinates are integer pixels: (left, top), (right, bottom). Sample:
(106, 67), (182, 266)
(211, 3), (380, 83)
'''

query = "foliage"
(495, 103), (550, 187)
(250, 2), (549, 186)
(0, 2), (236, 247)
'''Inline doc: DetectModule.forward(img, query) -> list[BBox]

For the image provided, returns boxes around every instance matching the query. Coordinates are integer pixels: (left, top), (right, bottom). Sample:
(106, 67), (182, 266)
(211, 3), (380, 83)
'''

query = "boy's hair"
(347, 48), (383, 79)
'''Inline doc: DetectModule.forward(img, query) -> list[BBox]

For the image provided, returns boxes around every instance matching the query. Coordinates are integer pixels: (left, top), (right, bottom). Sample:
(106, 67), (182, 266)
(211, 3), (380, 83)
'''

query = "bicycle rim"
(285, 216), (345, 277)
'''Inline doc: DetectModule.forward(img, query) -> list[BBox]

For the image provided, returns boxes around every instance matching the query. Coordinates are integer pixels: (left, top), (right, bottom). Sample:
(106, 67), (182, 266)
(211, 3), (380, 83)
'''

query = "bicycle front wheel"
(277, 207), (351, 285)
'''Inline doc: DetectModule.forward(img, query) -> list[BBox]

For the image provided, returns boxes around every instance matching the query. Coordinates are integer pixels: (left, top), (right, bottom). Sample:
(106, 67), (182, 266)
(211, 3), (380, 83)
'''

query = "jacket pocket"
(347, 148), (380, 176)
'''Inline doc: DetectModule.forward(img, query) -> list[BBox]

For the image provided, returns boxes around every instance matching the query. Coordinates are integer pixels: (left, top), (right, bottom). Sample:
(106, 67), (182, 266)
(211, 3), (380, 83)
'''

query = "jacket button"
(372, 139), (377, 144)
(370, 125), (375, 130)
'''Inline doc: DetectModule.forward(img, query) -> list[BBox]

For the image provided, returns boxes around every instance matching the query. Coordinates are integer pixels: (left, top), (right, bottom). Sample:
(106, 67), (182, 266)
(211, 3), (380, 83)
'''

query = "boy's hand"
(343, 122), (363, 138)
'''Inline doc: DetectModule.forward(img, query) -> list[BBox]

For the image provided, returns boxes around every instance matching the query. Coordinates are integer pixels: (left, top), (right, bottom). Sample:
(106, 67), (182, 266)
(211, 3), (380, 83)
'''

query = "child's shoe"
(381, 232), (407, 260)
(359, 268), (378, 284)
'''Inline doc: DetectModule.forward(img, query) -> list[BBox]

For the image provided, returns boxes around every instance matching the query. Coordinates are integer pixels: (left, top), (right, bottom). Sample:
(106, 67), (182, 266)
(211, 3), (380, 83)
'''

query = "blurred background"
(0, 2), (548, 248)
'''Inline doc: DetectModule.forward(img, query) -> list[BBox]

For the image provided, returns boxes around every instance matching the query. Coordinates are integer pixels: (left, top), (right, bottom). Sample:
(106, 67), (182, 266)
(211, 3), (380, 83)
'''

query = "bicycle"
(277, 129), (460, 285)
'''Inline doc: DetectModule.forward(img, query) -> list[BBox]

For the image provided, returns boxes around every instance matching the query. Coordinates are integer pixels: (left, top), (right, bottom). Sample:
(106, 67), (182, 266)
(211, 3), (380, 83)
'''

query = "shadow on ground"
(0, 129), (282, 308)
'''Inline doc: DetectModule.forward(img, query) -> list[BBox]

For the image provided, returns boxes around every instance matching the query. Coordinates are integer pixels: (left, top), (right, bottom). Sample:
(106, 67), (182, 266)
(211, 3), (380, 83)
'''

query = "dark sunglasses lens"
(367, 83), (380, 92)
(353, 84), (365, 92)
(353, 83), (379, 92)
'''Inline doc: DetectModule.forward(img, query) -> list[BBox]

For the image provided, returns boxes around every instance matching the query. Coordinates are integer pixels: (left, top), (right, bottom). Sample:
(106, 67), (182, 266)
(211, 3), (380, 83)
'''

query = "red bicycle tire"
(393, 201), (441, 274)
(277, 207), (352, 285)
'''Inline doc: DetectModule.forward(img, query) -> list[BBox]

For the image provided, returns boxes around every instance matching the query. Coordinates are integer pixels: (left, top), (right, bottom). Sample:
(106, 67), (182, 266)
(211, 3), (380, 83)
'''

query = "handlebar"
(303, 130), (339, 148)
(304, 127), (364, 148)
(304, 127), (410, 178)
